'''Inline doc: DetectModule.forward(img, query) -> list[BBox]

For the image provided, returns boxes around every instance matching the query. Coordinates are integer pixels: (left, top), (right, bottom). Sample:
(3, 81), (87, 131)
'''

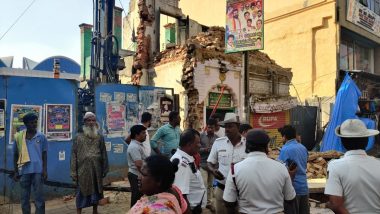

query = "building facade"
(176, 0), (380, 125)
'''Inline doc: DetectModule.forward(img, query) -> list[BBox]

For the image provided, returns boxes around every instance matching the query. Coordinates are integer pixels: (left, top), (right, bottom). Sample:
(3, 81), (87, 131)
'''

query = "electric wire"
(118, 0), (133, 32)
(0, 0), (38, 42)
(292, 71), (335, 86)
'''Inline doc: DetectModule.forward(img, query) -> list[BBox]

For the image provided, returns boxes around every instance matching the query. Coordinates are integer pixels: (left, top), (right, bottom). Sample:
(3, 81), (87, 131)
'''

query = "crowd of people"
(11, 111), (380, 214)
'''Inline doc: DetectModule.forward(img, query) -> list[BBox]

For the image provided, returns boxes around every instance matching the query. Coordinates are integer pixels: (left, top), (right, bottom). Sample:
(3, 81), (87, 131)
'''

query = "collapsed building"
(122, 0), (320, 148)
(153, 27), (297, 145)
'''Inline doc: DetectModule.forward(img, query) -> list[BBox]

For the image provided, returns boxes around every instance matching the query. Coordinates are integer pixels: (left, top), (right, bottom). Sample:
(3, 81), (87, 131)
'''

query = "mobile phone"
(286, 159), (297, 170)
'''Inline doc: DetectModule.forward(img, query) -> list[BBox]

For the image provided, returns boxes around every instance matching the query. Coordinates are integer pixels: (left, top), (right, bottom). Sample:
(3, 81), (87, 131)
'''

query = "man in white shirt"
(126, 125), (147, 207)
(124, 112), (152, 157)
(325, 119), (380, 214)
(211, 113), (225, 137)
(171, 129), (206, 212)
(223, 129), (296, 213)
(207, 113), (246, 214)
(140, 112), (152, 156)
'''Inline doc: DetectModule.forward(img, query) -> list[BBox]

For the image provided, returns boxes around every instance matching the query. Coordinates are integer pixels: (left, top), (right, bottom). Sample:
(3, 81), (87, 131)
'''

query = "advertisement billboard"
(225, 0), (264, 53)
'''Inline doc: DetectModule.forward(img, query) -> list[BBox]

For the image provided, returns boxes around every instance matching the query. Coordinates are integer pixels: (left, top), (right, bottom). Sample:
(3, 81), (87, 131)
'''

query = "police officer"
(325, 119), (380, 213)
(207, 113), (246, 214)
(171, 129), (206, 212)
(223, 129), (296, 213)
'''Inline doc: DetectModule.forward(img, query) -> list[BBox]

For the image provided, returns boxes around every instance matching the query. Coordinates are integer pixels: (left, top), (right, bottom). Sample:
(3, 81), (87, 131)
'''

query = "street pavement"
(0, 191), (333, 214)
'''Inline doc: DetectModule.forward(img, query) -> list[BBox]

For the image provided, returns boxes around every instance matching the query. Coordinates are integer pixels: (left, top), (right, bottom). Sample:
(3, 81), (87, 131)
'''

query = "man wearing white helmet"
(325, 119), (380, 213)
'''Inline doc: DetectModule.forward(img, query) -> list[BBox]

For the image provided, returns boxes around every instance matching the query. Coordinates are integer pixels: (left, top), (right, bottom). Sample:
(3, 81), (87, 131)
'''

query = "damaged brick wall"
(181, 43), (200, 129)
(132, 0), (154, 85)
(155, 27), (293, 129)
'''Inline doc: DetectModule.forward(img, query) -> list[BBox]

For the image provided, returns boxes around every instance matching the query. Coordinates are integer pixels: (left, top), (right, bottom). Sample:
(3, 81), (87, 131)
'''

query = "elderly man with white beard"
(70, 112), (109, 214)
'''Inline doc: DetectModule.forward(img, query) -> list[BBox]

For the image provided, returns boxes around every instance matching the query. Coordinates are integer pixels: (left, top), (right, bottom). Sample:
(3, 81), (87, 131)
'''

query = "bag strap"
(198, 190), (206, 206)
(231, 163), (240, 198)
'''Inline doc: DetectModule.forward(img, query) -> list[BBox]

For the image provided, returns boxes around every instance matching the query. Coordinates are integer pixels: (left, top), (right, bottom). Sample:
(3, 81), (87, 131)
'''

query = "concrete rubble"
(268, 149), (343, 179)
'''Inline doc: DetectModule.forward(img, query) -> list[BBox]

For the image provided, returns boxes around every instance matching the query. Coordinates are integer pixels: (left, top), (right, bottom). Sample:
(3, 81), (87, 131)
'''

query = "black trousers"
(284, 195), (310, 214)
(128, 172), (143, 207)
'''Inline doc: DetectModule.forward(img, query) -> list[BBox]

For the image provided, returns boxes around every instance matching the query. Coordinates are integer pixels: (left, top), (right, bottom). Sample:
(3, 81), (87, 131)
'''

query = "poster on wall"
(0, 99), (5, 137)
(45, 104), (72, 141)
(160, 97), (173, 123)
(9, 104), (42, 144)
(138, 89), (169, 129)
(347, 0), (380, 37)
(106, 102), (126, 136)
(225, 0), (264, 53)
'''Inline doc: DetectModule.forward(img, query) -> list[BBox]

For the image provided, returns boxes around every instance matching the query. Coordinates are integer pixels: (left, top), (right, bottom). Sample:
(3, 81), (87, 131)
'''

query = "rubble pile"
(188, 26), (226, 51)
(268, 149), (343, 179)
(268, 147), (281, 160)
(155, 26), (290, 72)
(309, 198), (328, 209)
(307, 151), (343, 179)
(154, 45), (187, 66)
(307, 156), (327, 179)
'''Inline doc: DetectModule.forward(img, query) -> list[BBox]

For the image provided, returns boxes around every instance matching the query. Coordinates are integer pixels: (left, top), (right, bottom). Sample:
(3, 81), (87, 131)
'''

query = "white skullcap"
(83, 112), (96, 120)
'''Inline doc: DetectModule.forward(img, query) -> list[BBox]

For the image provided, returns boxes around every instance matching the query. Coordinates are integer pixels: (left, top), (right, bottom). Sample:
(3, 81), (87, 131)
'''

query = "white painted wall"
(193, 59), (244, 120)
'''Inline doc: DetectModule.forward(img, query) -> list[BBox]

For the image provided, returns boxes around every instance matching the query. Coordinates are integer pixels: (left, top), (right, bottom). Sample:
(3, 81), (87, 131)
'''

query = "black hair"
(246, 143), (267, 153)
(239, 123), (252, 134)
(278, 125), (297, 140)
(211, 113), (223, 121)
(23, 113), (38, 125)
(130, 125), (146, 139)
(245, 129), (270, 153)
(207, 118), (217, 126)
(228, 34), (235, 39)
(179, 129), (200, 147)
(141, 112), (152, 123)
(244, 11), (250, 16)
(341, 137), (368, 151)
(169, 111), (179, 122)
(145, 155), (179, 191)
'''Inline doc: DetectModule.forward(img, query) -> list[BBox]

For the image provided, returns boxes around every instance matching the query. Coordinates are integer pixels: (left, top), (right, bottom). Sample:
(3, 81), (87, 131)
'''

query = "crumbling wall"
(154, 27), (294, 129)
(181, 43), (200, 129)
(132, 0), (154, 85)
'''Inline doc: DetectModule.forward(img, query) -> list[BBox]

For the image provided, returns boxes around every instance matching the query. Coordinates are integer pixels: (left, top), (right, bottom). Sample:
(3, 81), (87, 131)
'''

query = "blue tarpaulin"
(320, 73), (375, 152)
(360, 117), (376, 150)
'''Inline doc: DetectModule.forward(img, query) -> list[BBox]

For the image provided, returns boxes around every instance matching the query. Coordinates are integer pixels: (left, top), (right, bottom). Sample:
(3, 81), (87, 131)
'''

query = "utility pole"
(243, 51), (250, 123)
